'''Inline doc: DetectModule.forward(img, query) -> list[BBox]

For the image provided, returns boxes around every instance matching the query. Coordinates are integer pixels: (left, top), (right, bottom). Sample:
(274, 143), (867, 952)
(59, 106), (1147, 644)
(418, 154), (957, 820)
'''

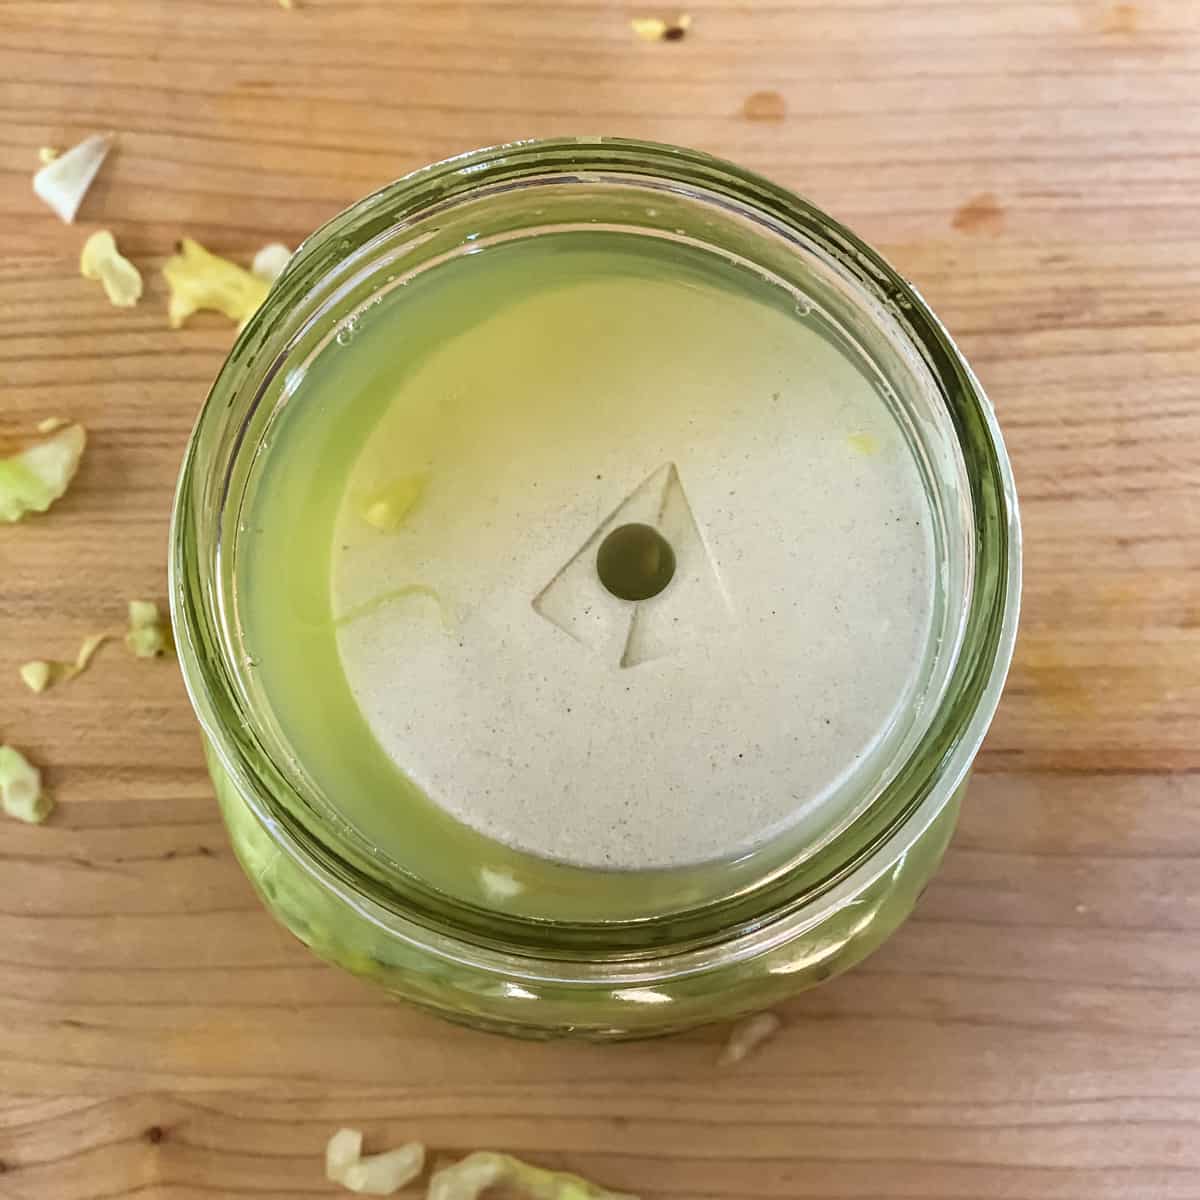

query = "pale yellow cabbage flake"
(324, 1129), (425, 1196)
(631, 13), (691, 40)
(631, 16), (665, 39)
(0, 423), (86, 523)
(38, 146), (60, 165)
(0, 745), (52, 824)
(717, 1010), (782, 1066)
(19, 661), (53, 693)
(19, 632), (111, 693)
(162, 238), (270, 329)
(359, 474), (427, 532)
(32, 131), (114, 223)
(479, 865), (524, 902)
(428, 1152), (637, 1200)
(325, 1128), (364, 1183)
(75, 632), (109, 673)
(847, 432), (880, 456)
(341, 1144), (425, 1195)
(125, 600), (171, 658)
(81, 230), (143, 308)
(251, 242), (292, 283)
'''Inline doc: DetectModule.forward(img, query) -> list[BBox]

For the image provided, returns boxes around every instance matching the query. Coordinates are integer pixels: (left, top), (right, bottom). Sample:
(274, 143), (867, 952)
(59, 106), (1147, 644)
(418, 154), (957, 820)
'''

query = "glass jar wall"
(170, 139), (1020, 1039)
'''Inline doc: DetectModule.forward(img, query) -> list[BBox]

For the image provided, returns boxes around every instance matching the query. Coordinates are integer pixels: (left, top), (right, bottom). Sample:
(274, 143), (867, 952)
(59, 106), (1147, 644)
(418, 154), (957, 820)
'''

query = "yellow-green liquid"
(237, 232), (934, 921)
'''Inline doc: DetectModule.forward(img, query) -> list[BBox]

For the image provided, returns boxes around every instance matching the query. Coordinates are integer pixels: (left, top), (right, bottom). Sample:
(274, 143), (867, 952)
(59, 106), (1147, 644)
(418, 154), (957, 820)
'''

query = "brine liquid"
(238, 231), (936, 915)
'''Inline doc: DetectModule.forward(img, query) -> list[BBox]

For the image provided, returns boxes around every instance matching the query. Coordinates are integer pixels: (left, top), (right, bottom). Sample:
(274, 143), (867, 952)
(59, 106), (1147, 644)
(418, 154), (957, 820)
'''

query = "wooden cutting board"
(1, 2), (1197, 1197)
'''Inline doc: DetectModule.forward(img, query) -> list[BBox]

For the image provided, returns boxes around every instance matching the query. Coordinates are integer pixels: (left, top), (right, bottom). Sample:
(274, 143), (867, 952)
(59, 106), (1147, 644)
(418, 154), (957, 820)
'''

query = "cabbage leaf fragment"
(251, 242), (292, 283)
(717, 1010), (782, 1066)
(325, 1128), (425, 1196)
(0, 423), (86, 523)
(125, 600), (171, 658)
(20, 633), (110, 693)
(0, 745), (51, 824)
(428, 1152), (638, 1200)
(32, 132), (114, 223)
(631, 14), (691, 40)
(326, 1129), (364, 1183)
(360, 474), (427, 532)
(163, 238), (270, 329)
(342, 1144), (425, 1195)
(81, 230), (143, 307)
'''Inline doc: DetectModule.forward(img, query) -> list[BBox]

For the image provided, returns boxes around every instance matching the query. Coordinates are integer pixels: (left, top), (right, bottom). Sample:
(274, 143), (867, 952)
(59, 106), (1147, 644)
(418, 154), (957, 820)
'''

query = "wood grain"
(1, 1), (1198, 1197)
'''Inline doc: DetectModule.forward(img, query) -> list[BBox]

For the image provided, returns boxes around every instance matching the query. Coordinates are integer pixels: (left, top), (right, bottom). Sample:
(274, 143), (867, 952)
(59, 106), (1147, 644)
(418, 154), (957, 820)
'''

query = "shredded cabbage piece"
(0, 423), (86, 523)
(36, 417), (69, 434)
(326, 1128), (365, 1182)
(717, 1011), (782, 1066)
(0, 745), (51, 824)
(38, 146), (59, 165)
(74, 632), (109, 672)
(342, 1144), (425, 1195)
(80, 230), (143, 308)
(631, 14), (691, 40)
(428, 1153), (637, 1200)
(19, 632), (111, 693)
(479, 866), (524, 901)
(846, 432), (879, 456)
(631, 17), (666, 39)
(20, 661), (52, 693)
(125, 600), (171, 658)
(162, 238), (270, 329)
(252, 242), (292, 282)
(32, 132), (114, 223)
(360, 474), (427, 531)
(128, 600), (159, 628)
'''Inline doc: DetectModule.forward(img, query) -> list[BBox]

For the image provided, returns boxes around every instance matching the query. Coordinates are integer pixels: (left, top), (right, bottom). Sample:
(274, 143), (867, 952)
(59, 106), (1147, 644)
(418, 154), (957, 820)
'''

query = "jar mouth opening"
(170, 137), (1021, 960)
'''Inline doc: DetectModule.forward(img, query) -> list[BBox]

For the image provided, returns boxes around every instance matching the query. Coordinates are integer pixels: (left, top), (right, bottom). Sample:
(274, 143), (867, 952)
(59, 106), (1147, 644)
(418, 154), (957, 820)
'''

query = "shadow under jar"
(170, 138), (1020, 1039)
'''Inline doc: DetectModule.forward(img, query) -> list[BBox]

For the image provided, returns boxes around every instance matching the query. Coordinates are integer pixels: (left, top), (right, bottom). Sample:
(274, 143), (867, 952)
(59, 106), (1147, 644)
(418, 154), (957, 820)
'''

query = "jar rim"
(170, 137), (1021, 970)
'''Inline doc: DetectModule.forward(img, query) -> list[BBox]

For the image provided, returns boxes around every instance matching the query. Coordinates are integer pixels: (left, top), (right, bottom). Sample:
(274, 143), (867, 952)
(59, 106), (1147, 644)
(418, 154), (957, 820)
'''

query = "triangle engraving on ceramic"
(532, 462), (732, 668)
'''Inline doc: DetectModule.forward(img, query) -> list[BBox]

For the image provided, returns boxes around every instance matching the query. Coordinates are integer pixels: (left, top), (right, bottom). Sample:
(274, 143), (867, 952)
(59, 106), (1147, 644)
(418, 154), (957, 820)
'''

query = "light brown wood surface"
(1, 1), (1198, 1197)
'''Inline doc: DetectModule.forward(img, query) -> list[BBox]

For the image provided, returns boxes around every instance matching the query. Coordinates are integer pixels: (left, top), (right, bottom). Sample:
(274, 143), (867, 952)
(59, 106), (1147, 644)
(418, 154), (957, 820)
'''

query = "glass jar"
(170, 138), (1020, 1039)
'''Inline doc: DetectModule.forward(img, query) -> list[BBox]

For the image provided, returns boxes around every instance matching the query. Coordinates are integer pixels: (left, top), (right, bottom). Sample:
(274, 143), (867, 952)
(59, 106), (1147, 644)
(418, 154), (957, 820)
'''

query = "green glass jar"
(170, 139), (1020, 1039)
